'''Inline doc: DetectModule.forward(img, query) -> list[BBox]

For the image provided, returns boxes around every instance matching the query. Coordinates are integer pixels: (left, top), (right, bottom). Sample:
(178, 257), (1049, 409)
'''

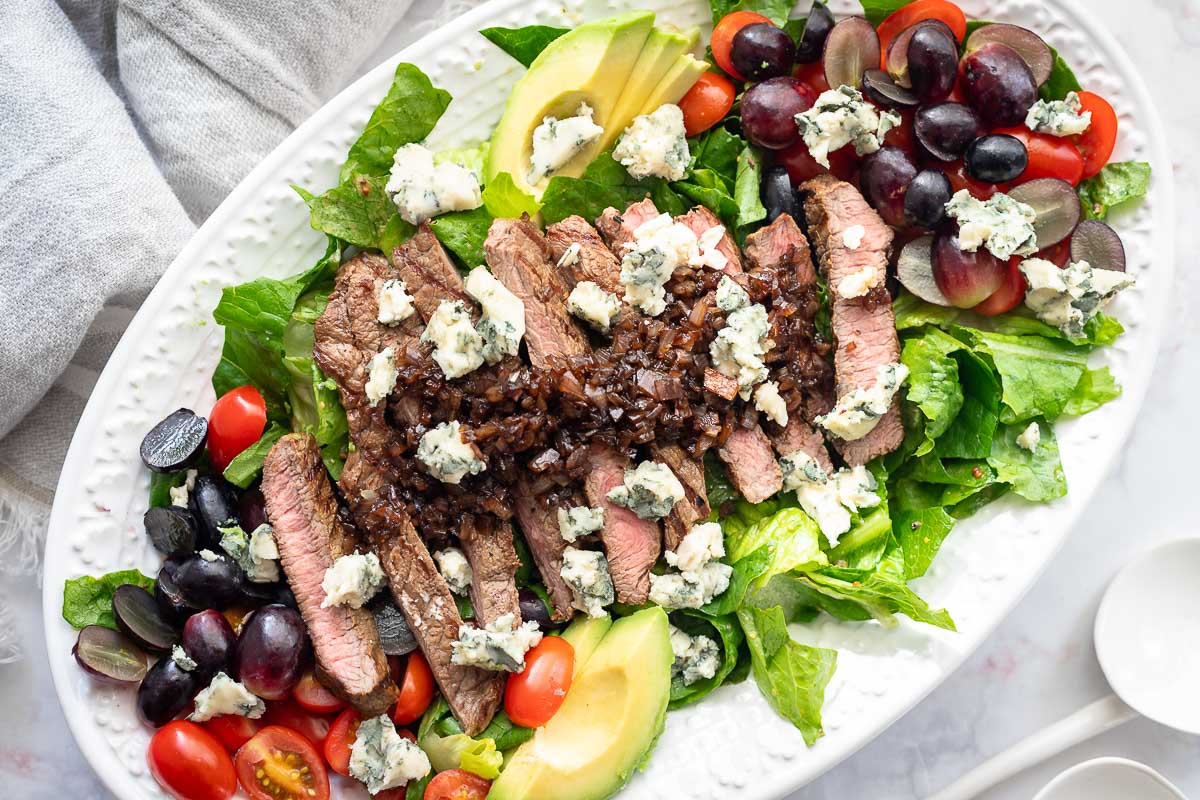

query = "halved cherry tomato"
(207, 385), (267, 471)
(711, 11), (773, 81)
(881, 108), (916, 156)
(878, 0), (967, 67)
(995, 127), (1085, 186)
(677, 73), (736, 136)
(391, 651), (436, 725)
(944, 159), (1007, 199)
(792, 60), (829, 94)
(323, 708), (361, 776)
(263, 698), (333, 749)
(203, 714), (265, 753)
(776, 139), (858, 186)
(292, 669), (348, 714)
(235, 726), (330, 800)
(147, 721), (237, 800)
(1073, 90), (1118, 179)
(973, 257), (1027, 316)
(1034, 238), (1072, 268)
(504, 636), (575, 728)
(424, 769), (492, 800)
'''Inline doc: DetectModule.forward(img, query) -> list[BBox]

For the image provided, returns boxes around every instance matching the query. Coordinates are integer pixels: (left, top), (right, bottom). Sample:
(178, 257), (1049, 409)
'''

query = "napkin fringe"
(0, 487), (49, 581)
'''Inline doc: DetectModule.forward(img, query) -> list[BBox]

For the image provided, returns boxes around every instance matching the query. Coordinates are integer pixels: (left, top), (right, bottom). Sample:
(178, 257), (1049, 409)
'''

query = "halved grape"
(1008, 177), (1082, 248)
(732, 23), (795, 81)
(233, 604), (308, 700)
(114, 584), (179, 653)
(961, 43), (1038, 127)
(860, 147), (917, 228)
(237, 487), (268, 533)
(155, 561), (196, 623)
(965, 134), (1028, 183)
(174, 552), (246, 610)
(138, 657), (202, 727)
(907, 24), (958, 102)
(933, 233), (1008, 308)
(74, 625), (148, 684)
(372, 600), (418, 656)
(1070, 219), (1127, 272)
(794, 1), (834, 64)
(904, 169), (953, 229)
(741, 77), (816, 150)
(762, 165), (798, 223)
(140, 409), (207, 474)
(144, 506), (197, 558)
(897, 236), (952, 306)
(861, 69), (918, 108)
(189, 476), (238, 550)
(823, 17), (880, 90)
(885, 19), (955, 88)
(965, 23), (1053, 86)
(914, 103), (985, 162)
(518, 587), (554, 630)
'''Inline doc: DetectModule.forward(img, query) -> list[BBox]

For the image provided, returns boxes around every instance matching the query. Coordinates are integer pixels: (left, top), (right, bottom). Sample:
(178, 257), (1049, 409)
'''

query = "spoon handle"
(928, 694), (1137, 800)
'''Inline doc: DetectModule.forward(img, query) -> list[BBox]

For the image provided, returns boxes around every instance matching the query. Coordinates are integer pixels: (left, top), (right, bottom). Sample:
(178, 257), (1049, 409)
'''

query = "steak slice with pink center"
(584, 446), (661, 605)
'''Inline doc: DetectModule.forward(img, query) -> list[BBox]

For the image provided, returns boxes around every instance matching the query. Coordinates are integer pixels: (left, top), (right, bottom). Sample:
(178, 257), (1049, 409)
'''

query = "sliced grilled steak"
(393, 224), (476, 322)
(583, 446), (660, 604)
(651, 443), (711, 551)
(802, 174), (903, 465)
(771, 418), (835, 474)
(457, 515), (521, 628)
(513, 477), (574, 622)
(744, 213), (818, 287)
(718, 426), (784, 504)
(340, 452), (503, 735)
(546, 216), (624, 297)
(595, 198), (660, 252)
(678, 206), (743, 273)
(261, 433), (397, 717)
(484, 215), (589, 367)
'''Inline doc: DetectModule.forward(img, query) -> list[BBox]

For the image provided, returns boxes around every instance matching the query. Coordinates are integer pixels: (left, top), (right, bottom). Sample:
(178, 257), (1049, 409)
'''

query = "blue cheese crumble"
(169, 469), (197, 508)
(619, 214), (728, 315)
(417, 421), (486, 484)
(648, 562), (733, 610)
(528, 103), (604, 186)
(669, 625), (721, 686)
(464, 267), (525, 364)
(433, 547), (473, 596)
(817, 362), (909, 441)
(557, 505), (606, 543)
(321, 552), (386, 609)
(421, 300), (485, 379)
(1016, 421), (1041, 452)
(781, 454), (881, 545)
(945, 189), (1038, 260)
(365, 347), (398, 407)
(171, 645), (197, 672)
(1025, 91), (1091, 137)
(377, 279), (416, 326)
(753, 380), (789, 427)
(567, 281), (622, 333)
(664, 521), (724, 573)
(606, 460), (685, 521)
(612, 103), (690, 182)
(349, 715), (431, 794)
(189, 672), (265, 722)
(837, 266), (882, 299)
(795, 85), (901, 168)
(1020, 258), (1135, 339)
(560, 547), (616, 618)
(451, 612), (543, 672)
(386, 143), (483, 225)
(710, 276), (772, 399)
(217, 523), (280, 583)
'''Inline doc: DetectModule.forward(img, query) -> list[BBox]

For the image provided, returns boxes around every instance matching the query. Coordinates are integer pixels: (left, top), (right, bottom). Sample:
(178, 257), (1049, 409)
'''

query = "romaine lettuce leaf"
(703, 546), (771, 616)
(734, 146), (768, 231)
(711, 0), (793, 26)
(901, 328), (965, 455)
(987, 421), (1067, 502)
(1063, 366), (1122, 416)
(63, 569), (155, 630)
(795, 550), (956, 631)
(431, 171), (541, 268)
(1078, 162), (1152, 221)
(479, 25), (569, 68)
(722, 501), (827, 583)
(931, 348), (1000, 459)
(892, 504), (957, 580)
(668, 611), (745, 709)
(306, 174), (409, 251)
(420, 729), (503, 779)
(223, 424), (288, 489)
(690, 126), (742, 184)
(957, 328), (1088, 423)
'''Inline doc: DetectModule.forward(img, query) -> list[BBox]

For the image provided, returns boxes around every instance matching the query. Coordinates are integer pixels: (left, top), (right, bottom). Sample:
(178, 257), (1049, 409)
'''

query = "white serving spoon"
(929, 537), (1200, 800)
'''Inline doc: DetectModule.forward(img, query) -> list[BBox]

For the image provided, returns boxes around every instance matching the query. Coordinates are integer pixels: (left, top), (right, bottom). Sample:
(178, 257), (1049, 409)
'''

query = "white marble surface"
(4, 0), (1197, 796)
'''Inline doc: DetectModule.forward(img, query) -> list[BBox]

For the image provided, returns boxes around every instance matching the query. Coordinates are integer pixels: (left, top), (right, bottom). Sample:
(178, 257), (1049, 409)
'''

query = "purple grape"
(189, 475), (238, 550)
(965, 134), (1028, 183)
(961, 43), (1038, 127)
(913, 103), (985, 162)
(183, 609), (238, 675)
(74, 625), (148, 684)
(518, 588), (554, 630)
(233, 604), (308, 700)
(861, 69), (918, 108)
(794, 1), (834, 64)
(113, 584), (179, 653)
(1070, 219), (1126, 272)
(137, 656), (202, 727)
(904, 169), (953, 229)
(907, 24), (958, 102)
(762, 165), (798, 223)
(155, 561), (196, 623)
(238, 486), (268, 532)
(932, 232), (1007, 307)
(174, 552), (246, 609)
(859, 147), (917, 228)
(140, 409), (207, 473)
(731, 23), (795, 81)
(741, 77), (817, 151)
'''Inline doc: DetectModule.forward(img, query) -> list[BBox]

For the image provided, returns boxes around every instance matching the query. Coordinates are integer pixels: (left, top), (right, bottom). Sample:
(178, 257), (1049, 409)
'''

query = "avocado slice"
(486, 12), (655, 197)
(596, 26), (700, 153)
(637, 53), (709, 117)
(488, 607), (673, 800)
(559, 613), (612, 679)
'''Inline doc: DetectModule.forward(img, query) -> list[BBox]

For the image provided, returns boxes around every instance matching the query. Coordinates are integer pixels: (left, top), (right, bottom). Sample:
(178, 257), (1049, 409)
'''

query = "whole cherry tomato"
(677, 73), (736, 137)
(147, 721), (237, 800)
(504, 636), (575, 728)
(391, 652), (436, 726)
(207, 385), (267, 470)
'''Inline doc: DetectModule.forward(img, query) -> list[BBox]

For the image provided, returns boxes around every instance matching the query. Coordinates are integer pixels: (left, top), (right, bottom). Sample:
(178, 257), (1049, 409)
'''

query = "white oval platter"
(42, 0), (1173, 797)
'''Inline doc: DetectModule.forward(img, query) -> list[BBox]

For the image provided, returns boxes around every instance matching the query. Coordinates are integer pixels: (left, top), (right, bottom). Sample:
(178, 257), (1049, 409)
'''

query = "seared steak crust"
(457, 515), (521, 627)
(393, 224), (476, 322)
(263, 433), (397, 717)
(513, 477), (575, 622)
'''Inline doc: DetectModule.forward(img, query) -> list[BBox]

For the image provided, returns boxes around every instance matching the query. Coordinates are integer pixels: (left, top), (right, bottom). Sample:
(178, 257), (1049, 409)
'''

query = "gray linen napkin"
(0, 0), (422, 661)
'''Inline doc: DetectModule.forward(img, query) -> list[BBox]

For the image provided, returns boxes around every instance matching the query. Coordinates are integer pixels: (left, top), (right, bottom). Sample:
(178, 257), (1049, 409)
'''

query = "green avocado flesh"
(487, 607), (673, 800)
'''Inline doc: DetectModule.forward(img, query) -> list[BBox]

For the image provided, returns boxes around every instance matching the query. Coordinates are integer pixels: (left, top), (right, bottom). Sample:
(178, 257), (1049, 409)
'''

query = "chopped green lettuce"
(1063, 366), (1122, 416)
(668, 611), (746, 709)
(340, 64), (452, 182)
(63, 570), (155, 630)
(957, 328), (1089, 423)
(987, 421), (1067, 502)
(223, 424), (288, 488)
(722, 501), (827, 583)
(1078, 162), (1152, 221)
(431, 171), (541, 268)
(479, 25), (570, 67)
